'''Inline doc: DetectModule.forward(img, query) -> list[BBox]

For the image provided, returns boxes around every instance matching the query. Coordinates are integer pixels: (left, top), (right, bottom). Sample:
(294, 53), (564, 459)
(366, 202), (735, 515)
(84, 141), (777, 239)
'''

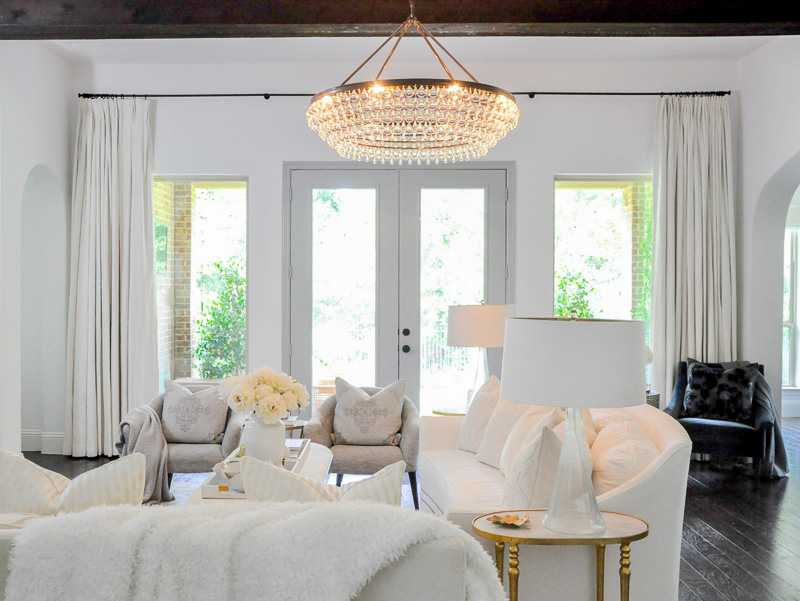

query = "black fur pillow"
(682, 361), (759, 423)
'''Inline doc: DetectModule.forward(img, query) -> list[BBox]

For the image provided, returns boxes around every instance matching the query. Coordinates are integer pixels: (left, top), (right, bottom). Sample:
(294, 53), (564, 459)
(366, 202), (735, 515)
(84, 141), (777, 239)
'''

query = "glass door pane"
(419, 189), (486, 413)
(311, 189), (377, 409)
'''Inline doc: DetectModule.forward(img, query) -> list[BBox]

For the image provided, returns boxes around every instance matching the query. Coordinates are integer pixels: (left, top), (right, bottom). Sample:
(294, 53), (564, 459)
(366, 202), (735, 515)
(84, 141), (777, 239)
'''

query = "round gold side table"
(472, 510), (649, 601)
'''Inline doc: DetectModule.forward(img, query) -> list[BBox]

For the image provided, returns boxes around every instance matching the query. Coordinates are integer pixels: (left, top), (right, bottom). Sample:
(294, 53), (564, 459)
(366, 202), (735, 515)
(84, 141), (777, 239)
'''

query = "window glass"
(554, 179), (653, 343)
(153, 179), (247, 388)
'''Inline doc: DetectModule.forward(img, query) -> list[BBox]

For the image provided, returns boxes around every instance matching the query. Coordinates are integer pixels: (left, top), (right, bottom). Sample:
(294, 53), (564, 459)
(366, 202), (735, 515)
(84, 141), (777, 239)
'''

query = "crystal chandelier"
(306, 2), (520, 165)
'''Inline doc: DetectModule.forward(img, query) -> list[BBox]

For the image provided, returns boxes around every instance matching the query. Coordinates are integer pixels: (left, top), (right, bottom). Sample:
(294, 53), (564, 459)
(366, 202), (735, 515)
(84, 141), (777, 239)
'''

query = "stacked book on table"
(201, 438), (311, 499)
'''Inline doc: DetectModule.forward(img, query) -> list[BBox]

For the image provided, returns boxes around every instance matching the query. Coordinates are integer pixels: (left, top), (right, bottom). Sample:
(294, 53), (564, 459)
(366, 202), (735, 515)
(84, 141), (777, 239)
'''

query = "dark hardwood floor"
(25, 419), (800, 600)
(679, 418), (800, 601)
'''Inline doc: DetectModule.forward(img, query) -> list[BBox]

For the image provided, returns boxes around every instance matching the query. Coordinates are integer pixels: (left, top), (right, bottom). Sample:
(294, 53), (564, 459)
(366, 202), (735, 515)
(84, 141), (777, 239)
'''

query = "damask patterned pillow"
(332, 378), (406, 446)
(682, 361), (759, 423)
(161, 381), (229, 444)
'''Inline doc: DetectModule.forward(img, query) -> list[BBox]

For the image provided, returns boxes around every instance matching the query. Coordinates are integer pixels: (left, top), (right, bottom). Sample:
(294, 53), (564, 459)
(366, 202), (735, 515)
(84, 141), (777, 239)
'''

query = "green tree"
(195, 261), (247, 378)
(554, 270), (595, 318)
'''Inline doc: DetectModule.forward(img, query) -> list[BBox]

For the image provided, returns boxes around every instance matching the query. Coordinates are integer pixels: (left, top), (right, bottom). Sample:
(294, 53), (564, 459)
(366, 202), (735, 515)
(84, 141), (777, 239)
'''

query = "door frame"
(282, 161), (516, 413)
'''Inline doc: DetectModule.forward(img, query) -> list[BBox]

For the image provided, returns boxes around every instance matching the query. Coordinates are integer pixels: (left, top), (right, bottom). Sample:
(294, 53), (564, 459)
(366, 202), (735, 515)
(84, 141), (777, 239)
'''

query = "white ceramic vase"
(241, 415), (286, 465)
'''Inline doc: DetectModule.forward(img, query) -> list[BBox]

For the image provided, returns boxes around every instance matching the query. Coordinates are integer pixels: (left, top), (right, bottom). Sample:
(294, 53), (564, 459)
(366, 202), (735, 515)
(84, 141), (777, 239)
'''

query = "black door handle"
(402, 345), (411, 353)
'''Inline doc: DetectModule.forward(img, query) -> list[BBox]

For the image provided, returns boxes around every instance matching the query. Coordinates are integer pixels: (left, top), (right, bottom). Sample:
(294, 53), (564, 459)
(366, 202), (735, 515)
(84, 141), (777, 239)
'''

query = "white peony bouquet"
(219, 367), (310, 424)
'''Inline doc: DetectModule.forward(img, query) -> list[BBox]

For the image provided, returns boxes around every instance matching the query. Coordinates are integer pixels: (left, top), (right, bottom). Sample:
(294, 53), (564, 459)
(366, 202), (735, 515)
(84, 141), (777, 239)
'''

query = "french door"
(287, 166), (510, 416)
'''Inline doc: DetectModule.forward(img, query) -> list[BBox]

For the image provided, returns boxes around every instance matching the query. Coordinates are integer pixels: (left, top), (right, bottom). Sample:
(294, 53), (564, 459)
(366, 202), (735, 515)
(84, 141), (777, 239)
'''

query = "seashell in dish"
(487, 513), (531, 528)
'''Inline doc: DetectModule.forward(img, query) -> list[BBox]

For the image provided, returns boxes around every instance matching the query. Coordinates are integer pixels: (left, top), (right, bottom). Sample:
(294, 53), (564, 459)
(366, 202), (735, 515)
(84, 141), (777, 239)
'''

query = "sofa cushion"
(591, 420), (659, 495)
(456, 376), (501, 453)
(333, 378), (406, 445)
(242, 457), (405, 505)
(682, 360), (758, 423)
(502, 426), (562, 510)
(499, 407), (564, 475)
(0, 450), (145, 515)
(419, 449), (505, 515)
(162, 380), (228, 444)
(167, 443), (225, 474)
(477, 398), (531, 469)
(330, 444), (405, 475)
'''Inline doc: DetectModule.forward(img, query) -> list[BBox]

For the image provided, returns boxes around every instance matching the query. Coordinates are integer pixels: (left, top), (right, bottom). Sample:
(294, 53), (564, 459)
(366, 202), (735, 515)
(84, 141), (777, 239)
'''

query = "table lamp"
(448, 304), (517, 407)
(500, 316), (645, 535)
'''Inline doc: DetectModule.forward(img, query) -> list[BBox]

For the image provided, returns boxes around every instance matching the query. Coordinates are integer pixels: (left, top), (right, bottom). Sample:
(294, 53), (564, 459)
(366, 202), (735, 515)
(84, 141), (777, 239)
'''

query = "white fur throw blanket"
(5, 501), (505, 601)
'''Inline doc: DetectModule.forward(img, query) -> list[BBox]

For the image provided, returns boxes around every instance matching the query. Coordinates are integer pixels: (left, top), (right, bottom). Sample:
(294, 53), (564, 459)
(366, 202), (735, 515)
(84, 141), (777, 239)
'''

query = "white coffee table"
(186, 442), (333, 505)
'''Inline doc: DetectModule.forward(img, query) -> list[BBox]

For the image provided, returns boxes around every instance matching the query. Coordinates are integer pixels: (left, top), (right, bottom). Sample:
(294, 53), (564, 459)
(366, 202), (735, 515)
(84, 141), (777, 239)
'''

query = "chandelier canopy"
(306, 3), (520, 165)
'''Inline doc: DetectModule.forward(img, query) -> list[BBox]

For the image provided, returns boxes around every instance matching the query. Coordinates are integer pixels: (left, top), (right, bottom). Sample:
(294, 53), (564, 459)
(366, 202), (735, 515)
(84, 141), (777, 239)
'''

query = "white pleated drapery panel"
(64, 98), (159, 457)
(651, 95), (738, 401)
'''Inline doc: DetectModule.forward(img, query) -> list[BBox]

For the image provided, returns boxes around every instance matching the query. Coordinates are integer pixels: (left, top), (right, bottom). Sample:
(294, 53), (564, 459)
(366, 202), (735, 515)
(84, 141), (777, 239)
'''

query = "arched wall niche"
(20, 164), (70, 453)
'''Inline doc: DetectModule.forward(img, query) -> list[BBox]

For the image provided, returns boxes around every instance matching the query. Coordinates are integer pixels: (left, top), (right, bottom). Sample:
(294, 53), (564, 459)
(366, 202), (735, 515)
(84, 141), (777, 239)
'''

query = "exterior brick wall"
(623, 182), (653, 328)
(153, 180), (175, 384)
(173, 182), (195, 379)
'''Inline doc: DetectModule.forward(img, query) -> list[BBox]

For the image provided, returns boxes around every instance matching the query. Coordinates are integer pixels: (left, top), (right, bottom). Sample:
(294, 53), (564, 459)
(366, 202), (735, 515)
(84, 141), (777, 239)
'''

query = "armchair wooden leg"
(408, 471), (419, 510)
(336, 473), (344, 487)
(168, 473), (173, 488)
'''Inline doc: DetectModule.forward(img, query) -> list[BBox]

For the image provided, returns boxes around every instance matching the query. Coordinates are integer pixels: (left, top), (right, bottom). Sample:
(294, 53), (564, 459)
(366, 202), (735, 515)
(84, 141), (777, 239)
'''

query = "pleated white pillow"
(456, 376), (501, 453)
(591, 420), (660, 495)
(499, 407), (564, 476)
(589, 408), (632, 434)
(477, 398), (534, 469)
(501, 426), (562, 510)
(0, 449), (146, 515)
(242, 457), (405, 505)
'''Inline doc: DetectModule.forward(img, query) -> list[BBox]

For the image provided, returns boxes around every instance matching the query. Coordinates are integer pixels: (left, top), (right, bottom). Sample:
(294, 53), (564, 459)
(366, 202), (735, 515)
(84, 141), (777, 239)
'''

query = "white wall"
(739, 36), (800, 416)
(0, 42), (74, 453)
(85, 52), (739, 387)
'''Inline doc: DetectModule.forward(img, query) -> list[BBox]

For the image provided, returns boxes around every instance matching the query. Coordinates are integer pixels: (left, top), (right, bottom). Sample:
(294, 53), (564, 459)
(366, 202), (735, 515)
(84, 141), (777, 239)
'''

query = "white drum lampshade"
(500, 317), (645, 534)
(448, 304), (517, 407)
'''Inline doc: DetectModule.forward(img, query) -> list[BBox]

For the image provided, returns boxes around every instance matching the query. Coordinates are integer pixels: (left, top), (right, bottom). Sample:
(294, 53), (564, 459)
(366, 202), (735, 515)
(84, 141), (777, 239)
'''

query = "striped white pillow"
(242, 457), (405, 506)
(0, 449), (146, 515)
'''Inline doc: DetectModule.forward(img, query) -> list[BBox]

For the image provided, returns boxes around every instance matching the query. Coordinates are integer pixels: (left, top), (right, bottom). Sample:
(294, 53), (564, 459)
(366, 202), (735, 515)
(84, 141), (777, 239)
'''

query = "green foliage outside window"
(195, 260), (247, 378)
(554, 270), (595, 318)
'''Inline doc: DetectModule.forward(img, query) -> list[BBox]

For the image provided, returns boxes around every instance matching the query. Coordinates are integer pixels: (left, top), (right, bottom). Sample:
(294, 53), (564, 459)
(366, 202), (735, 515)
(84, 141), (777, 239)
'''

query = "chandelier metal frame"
(306, 1), (520, 165)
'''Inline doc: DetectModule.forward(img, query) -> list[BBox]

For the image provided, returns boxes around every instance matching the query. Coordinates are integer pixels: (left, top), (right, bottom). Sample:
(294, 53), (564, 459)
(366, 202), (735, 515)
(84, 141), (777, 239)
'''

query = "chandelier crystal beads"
(306, 5), (520, 165)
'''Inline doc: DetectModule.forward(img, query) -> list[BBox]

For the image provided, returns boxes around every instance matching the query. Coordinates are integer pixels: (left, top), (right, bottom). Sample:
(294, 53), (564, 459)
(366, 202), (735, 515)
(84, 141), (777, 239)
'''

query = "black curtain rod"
(78, 90), (731, 100)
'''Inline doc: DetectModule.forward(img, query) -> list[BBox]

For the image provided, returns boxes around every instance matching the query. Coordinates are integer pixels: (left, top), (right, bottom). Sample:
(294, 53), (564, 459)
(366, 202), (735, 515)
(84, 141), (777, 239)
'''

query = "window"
(783, 228), (797, 387)
(153, 178), (247, 387)
(553, 178), (653, 342)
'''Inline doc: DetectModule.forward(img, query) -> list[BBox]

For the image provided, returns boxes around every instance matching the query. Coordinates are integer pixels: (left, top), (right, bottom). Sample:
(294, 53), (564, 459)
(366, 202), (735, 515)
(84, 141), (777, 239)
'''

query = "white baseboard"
(783, 397), (800, 418)
(21, 430), (64, 454)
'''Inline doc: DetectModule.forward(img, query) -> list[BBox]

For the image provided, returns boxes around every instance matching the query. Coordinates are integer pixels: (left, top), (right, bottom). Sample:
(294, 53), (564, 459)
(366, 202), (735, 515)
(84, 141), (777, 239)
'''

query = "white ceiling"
(47, 35), (778, 66)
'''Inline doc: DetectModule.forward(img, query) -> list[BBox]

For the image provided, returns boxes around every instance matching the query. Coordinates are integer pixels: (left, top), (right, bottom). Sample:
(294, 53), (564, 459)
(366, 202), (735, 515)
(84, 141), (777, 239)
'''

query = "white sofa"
(419, 404), (692, 601)
(0, 517), (469, 601)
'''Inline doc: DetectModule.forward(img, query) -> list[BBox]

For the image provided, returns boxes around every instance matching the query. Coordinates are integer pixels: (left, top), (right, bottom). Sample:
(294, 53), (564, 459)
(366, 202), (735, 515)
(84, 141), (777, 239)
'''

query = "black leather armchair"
(664, 361), (774, 477)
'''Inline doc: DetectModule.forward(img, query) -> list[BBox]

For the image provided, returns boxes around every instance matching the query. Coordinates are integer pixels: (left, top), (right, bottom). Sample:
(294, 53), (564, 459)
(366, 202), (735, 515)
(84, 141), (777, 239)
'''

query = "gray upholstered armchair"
(147, 384), (247, 477)
(305, 387), (420, 509)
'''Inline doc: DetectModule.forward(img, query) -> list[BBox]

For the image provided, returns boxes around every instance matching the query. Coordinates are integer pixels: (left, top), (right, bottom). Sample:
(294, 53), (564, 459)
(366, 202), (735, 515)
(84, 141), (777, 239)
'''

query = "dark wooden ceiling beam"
(1, 1), (799, 39)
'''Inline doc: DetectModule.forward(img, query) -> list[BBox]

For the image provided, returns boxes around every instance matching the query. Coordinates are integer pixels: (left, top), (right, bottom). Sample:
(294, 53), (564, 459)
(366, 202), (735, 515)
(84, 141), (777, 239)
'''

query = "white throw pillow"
(161, 380), (228, 444)
(501, 426), (562, 510)
(241, 457), (405, 505)
(332, 378), (406, 445)
(552, 409), (598, 449)
(591, 420), (660, 495)
(476, 397), (532, 469)
(456, 376), (501, 453)
(589, 408), (632, 434)
(499, 407), (565, 475)
(0, 450), (146, 515)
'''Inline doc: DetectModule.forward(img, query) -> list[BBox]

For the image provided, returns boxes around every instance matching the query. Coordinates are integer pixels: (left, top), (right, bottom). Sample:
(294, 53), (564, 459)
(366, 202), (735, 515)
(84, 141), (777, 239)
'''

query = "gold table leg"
(508, 543), (520, 601)
(619, 543), (631, 601)
(596, 545), (606, 601)
(494, 541), (505, 584)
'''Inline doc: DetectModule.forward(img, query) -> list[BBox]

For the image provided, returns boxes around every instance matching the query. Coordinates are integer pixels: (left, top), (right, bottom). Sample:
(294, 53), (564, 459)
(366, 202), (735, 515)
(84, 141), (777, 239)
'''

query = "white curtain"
(651, 95), (737, 401)
(64, 98), (159, 457)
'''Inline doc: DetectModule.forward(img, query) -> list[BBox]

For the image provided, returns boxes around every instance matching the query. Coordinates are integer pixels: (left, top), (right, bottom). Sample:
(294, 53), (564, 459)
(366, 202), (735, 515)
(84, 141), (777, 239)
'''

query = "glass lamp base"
(467, 347), (490, 409)
(542, 406), (606, 535)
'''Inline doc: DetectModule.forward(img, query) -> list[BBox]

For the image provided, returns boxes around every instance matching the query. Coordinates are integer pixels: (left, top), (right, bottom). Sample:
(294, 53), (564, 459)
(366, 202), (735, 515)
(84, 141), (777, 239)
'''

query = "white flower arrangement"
(219, 367), (310, 424)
